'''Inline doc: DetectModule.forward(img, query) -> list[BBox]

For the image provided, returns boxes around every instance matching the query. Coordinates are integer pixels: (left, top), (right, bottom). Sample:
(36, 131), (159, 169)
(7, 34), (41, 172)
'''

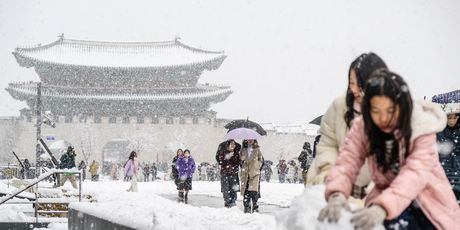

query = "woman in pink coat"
(318, 69), (460, 230)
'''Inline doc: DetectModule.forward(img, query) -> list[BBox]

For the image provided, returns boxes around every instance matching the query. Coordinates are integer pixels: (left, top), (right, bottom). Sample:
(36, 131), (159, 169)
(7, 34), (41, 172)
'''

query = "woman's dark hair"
(242, 140), (259, 148)
(447, 113), (460, 128)
(176, 148), (183, 156)
(345, 53), (388, 128)
(362, 69), (413, 173)
(129, 151), (137, 160)
(184, 149), (190, 154)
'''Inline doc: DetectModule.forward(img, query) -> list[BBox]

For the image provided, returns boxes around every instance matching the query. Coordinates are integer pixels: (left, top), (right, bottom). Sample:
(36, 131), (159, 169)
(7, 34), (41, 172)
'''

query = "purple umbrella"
(224, 127), (262, 140)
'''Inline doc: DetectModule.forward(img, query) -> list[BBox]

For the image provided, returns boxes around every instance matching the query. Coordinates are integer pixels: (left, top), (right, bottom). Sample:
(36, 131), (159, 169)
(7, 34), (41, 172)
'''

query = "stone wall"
(0, 117), (316, 166)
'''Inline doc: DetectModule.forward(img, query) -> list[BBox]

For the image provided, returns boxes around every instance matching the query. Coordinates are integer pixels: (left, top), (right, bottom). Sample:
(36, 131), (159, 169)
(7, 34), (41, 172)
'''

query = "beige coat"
(89, 161), (99, 175)
(308, 95), (372, 187)
(240, 145), (264, 195)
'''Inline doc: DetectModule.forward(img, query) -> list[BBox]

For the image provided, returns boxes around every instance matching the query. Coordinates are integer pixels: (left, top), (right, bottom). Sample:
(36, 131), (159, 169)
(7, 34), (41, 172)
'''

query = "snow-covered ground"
(1, 178), (384, 230)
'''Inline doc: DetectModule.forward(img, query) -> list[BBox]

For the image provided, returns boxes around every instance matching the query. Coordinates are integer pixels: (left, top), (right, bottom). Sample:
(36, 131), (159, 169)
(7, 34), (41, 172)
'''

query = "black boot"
(244, 206), (251, 213)
(184, 191), (188, 204)
(178, 191), (184, 202)
(252, 204), (259, 213)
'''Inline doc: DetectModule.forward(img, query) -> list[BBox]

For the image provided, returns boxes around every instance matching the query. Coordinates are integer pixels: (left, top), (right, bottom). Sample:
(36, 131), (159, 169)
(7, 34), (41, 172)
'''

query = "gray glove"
(317, 192), (351, 222)
(350, 205), (386, 230)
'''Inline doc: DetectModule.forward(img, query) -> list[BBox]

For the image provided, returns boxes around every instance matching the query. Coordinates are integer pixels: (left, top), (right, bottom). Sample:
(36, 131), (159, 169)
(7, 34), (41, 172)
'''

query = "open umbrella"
(308, 115), (323, 126)
(431, 90), (460, 114)
(224, 119), (267, 136)
(224, 127), (262, 140)
(431, 89), (460, 104)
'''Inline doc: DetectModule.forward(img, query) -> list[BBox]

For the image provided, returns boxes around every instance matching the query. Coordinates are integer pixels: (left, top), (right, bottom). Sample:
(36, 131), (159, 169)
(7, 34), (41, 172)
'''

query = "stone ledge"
(68, 208), (135, 230)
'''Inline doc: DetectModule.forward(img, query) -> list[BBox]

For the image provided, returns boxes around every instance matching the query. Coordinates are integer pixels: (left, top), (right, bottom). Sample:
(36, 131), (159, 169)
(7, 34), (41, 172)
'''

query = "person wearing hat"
(437, 109), (460, 202)
(59, 146), (78, 189)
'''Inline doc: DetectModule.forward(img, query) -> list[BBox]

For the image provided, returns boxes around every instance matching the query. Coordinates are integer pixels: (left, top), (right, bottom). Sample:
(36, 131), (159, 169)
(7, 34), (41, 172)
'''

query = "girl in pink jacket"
(318, 69), (460, 230)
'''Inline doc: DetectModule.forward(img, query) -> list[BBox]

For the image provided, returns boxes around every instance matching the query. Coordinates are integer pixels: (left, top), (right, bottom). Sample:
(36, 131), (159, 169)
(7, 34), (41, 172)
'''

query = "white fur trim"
(410, 100), (447, 140)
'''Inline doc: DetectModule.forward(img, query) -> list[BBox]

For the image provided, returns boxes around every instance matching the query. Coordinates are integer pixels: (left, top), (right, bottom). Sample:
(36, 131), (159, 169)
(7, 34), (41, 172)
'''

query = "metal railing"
(0, 169), (82, 222)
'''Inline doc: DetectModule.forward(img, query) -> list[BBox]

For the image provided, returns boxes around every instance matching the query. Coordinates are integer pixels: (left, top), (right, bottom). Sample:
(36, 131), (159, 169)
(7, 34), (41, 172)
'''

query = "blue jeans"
(383, 202), (435, 230)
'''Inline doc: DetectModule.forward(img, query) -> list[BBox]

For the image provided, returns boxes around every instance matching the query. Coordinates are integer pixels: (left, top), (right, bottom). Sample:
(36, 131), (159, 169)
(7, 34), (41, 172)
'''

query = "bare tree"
(77, 122), (96, 163)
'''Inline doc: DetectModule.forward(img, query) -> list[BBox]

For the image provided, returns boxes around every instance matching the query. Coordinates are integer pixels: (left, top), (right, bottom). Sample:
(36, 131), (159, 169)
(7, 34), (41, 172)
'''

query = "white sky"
(0, 0), (459, 124)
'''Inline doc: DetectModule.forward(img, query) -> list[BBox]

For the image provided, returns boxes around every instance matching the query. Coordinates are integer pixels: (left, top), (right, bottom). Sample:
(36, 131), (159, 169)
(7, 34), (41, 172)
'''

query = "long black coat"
(215, 141), (241, 175)
(298, 148), (313, 171)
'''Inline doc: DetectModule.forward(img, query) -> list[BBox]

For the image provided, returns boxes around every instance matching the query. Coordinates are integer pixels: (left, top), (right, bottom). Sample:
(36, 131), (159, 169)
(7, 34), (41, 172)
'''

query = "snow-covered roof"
(13, 36), (226, 69)
(6, 82), (233, 101)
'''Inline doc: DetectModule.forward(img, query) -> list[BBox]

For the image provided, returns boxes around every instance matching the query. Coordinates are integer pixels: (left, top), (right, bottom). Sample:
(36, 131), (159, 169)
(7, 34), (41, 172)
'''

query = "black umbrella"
(224, 119), (267, 136)
(308, 115), (323, 126)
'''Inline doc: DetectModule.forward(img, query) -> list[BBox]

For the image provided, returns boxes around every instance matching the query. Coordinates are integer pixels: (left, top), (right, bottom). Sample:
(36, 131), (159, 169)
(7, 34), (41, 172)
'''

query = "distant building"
(7, 35), (232, 120)
(2, 35), (314, 166)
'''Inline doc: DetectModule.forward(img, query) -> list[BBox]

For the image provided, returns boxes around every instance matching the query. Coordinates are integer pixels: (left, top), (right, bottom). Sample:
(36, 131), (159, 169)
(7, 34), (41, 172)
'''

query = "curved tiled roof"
(6, 82), (233, 101)
(13, 36), (226, 69)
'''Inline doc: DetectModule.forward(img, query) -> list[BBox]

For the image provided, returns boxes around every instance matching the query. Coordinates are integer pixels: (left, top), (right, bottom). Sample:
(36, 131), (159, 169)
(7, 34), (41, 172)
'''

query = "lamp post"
(35, 82), (42, 177)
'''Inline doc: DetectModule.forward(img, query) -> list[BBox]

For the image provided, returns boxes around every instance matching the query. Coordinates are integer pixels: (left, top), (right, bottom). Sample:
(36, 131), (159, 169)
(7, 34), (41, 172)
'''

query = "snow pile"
(0, 209), (29, 222)
(276, 185), (384, 230)
(70, 192), (276, 230)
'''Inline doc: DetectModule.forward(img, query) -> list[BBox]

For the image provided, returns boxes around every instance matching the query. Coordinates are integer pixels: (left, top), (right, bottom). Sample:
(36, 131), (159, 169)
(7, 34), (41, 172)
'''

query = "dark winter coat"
(59, 151), (76, 169)
(176, 156), (196, 178)
(276, 161), (288, 175)
(171, 156), (179, 179)
(216, 141), (241, 175)
(263, 164), (273, 176)
(313, 135), (321, 158)
(23, 159), (31, 170)
(298, 147), (313, 171)
(437, 125), (460, 191)
(78, 161), (86, 170)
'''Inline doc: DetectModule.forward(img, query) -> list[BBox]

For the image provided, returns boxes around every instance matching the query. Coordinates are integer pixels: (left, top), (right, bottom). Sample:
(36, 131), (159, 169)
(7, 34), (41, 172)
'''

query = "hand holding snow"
(349, 205), (386, 230)
(317, 192), (350, 222)
(276, 185), (384, 230)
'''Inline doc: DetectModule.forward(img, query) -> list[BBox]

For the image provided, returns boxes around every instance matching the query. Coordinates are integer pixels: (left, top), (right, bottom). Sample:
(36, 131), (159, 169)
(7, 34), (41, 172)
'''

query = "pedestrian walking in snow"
(171, 149), (183, 190)
(216, 139), (241, 207)
(78, 160), (87, 181)
(276, 159), (287, 183)
(21, 158), (31, 179)
(240, 139), (264, 213)
(59, 146), (78, 189)
(143, 164), (150, 182)
(286, 160), (298, 183)
(176, 149), (196, 203)
(298, 142), (313, 186)
(124, 151), (139, 192)
(262, 163), (273, 182)
(437, 111), (460, 202)
(309, 53), (388, 200)
(318, 70), (460, 230)
(89, 160), (99, 181)
(151, 163), (157, 181)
